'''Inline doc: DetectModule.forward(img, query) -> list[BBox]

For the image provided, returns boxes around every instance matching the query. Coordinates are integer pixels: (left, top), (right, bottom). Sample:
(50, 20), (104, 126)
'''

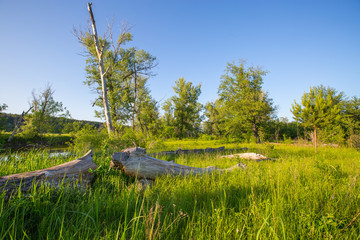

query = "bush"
(347, 134), (360, 150)
(70, 124), (107, 153)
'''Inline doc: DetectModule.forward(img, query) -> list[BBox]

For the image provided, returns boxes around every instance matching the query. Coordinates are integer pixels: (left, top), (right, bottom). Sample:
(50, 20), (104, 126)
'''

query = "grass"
(0, 141), (360, 239)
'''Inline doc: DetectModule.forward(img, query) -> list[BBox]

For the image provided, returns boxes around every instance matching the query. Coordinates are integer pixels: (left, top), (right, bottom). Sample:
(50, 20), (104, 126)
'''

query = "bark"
(111, 147), (247, 180)
(87, 2), (113, 136)
(132, 64), (137, 130)
(147, 146), (248, 157)
(252, 118), (259, 143)
(220, 152), (270, 161)
(314, 126), (318, 153)
(0, 150), (97, 195)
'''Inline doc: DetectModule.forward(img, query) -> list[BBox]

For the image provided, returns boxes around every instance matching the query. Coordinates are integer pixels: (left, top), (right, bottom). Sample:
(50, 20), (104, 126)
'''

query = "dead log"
(220, 152), (273, 162)
(111, 147), (247, 180)
(0, 150), (97, 195)
(148, 146), (232, 157)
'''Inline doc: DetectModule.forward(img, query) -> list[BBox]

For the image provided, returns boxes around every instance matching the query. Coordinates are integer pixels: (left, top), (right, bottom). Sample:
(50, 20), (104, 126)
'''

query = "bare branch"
(92, 97), (103, 107)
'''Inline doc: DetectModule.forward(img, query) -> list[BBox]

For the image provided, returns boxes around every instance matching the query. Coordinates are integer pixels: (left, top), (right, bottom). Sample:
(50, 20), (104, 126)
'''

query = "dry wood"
(87, 2), (113, 135)
(111, 147), (247, 180)
(148, 146), (247, 157)
(220, 152), (269, 161)
(0, 150), (97, 195)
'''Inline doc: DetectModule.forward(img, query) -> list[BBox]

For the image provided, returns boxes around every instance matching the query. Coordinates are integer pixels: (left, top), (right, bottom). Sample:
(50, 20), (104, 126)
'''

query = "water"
(0, 151), (72, 162)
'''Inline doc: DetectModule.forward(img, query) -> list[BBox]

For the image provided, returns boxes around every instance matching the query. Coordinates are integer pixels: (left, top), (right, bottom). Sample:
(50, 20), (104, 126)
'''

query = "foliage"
(70, 124), (108, 153)
(0, 103), (7, 112)
(0, 133), (72, 151)
(0, 103), (7, 133)
(291, 85), (344, 151)
(162, 77), (203, 139)
(215, 60), (276, 142)
(343, 96), (360, 137)
(202, 100), (225, 136)
(347, 134), (360, 150)
(21, 86), (70, 140)
(265, 117), (301, 142)
(80, 31), (158, 134)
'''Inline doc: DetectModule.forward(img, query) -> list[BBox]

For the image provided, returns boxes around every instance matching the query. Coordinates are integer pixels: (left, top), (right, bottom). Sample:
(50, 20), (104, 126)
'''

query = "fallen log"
(220, 152), (274, 161)
(148, 146), (248, 157)
(0, 150), (97, 195)
(111, 147), (247, 180)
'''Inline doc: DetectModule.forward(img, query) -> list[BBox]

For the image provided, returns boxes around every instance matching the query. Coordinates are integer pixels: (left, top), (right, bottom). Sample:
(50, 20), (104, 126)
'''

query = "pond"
(0, 149), (72, 162)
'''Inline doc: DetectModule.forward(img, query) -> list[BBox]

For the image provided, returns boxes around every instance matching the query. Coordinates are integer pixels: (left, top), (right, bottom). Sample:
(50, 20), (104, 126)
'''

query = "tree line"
(1, 4), (359, 151)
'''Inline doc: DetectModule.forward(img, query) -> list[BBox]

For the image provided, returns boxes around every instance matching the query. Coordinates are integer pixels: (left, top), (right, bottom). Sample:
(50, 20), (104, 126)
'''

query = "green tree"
(291, 85), (344, 152)
(80, 33), (157, 132)
(217, 60), (276, 142)
(132, 76), (160, 137)
(203, 100), (225, 136)
(343, 96), (360, 136)
(21, 86), (70, 140)
(0, 104), (7, 112)
(163, 78), (203, 139)
(0, 104), (7, 132)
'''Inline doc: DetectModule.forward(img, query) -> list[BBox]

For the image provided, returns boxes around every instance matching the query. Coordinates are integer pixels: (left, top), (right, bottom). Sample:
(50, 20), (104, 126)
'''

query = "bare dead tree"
(7, 106), (33, 142)
(74, 3), (131, 136)
(87, 2), (113, 136)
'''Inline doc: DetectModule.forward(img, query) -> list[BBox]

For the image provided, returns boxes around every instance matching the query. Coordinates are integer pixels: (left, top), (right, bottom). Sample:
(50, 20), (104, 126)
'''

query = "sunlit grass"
(0, 142), (360, 239)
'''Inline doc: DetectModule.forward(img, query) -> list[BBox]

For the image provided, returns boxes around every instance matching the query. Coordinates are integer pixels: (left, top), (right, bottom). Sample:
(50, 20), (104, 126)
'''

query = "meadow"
(0, 140), (360, 239)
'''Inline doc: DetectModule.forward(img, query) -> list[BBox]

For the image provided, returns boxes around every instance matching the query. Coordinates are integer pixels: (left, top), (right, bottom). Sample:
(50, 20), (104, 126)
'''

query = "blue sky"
(0, 0), (359, 122)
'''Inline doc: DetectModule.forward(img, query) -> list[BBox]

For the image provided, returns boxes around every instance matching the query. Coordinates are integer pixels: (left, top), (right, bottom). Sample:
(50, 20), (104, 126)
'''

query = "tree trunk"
(314, 126), (318, 153)
(87, 3), (113, 136)
(220, 152), (269, 161)
(0, 150), (97, 195)
(111, 147), (247, 180)
(252, 118), (259, 143)
(132, 63), (137, 130)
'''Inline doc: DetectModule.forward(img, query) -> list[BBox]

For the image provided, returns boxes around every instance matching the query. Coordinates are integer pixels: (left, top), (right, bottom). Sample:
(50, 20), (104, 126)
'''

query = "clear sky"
(0, 0), (359, 122)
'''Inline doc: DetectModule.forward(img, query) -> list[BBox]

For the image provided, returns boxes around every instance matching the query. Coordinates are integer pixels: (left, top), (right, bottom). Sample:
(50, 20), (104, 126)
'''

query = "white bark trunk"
(220, 152), (268, 161)
(111, 147), (247, 180)
(87, 3), (113, 136)
(0, 150), (97, 195)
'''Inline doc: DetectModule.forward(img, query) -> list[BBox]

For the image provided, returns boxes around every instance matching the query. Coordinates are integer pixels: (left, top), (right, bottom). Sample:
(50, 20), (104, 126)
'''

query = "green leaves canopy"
(163, 77), (203, 139)
(216, 60), (275, 141)
(291, 85), (344, 130)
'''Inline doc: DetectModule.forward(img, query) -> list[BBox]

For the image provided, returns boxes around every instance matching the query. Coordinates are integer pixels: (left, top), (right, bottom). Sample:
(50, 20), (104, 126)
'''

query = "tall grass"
(0, 142), (360, 239)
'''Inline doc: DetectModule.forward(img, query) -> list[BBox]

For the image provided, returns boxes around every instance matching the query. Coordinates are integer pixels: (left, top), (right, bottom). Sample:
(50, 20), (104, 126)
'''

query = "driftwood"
(0, 150), (97, 195)
(220, 152), (273, 162)
(111, 147), (247, 180)
(148, 146), (248, 157)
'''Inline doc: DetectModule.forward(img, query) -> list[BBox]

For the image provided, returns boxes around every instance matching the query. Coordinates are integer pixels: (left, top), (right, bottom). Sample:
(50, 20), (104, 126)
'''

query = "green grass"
(1, 141), (360, 239)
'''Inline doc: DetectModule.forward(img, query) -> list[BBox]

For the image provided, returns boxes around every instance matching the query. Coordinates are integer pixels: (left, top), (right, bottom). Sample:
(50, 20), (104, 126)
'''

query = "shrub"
(347, 134), (360, 150)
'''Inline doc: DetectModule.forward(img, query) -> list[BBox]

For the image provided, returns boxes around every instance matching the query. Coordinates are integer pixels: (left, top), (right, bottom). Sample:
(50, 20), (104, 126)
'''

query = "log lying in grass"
(148, 146), (248, 157)
(220, 152), (273, 161)
(0, 150), (97, 195)
(111, 147), (247, 180)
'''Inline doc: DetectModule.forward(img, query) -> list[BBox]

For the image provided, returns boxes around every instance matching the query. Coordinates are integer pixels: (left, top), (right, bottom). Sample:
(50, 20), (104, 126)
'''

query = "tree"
(291, 85), (344, 153)
(343, 96), (360, 136)
(163, 78), (203, 139)
(203, 100), (225, 136)
(0, 104), (7, 112)
(217, 60), (276, 142)
(76, 17), (157, 133)
(21, 85), (70, 140)
(75, 3), (135, 135)
(134, 79), (160, 137)
(0, 104), (7, 132)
